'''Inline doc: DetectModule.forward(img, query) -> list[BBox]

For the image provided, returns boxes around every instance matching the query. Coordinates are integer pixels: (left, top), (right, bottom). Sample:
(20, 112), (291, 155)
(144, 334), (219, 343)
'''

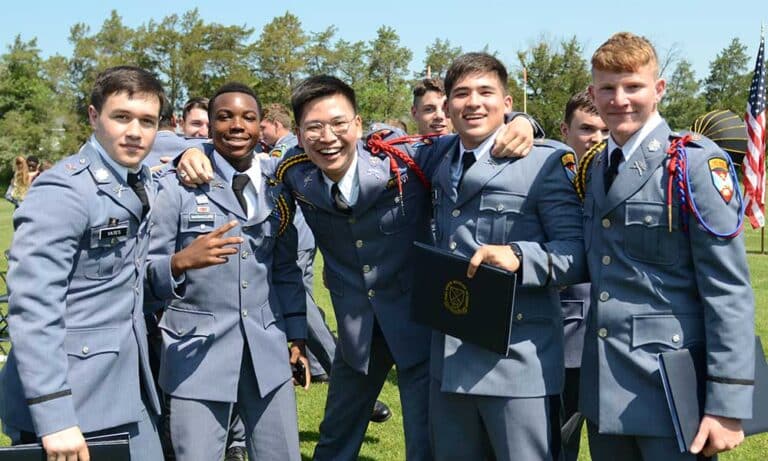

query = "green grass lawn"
(0, 197), (767, 459)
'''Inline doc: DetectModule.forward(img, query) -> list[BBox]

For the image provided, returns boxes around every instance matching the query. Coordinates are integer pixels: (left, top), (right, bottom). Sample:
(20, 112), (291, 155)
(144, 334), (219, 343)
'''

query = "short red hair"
(592, 32), (658, 75)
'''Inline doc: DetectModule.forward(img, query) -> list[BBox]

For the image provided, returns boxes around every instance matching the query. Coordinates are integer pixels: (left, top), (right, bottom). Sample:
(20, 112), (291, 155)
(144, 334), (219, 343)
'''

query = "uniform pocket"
(84, 220), (135, 280)
(624, 201), (679, 265)
(475, 192), (526, 244)
(158, 305), (215, 338)
(631, 313), (704, 350)
(180, 212), (226, 234)
(65, 327), (120, 358)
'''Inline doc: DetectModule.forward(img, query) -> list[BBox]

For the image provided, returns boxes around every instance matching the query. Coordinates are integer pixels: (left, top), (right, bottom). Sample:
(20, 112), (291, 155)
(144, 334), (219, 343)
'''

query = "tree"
(703, 38), (750, 113)
(333, 38), (368, 86)
(418, 38), (462, 79)
(660, 59), (706, 130)
(254, 12), (307, 104)
(305, 26), (338, 76)
(0, 36), (59, 166)
(361, 26), (413, 123)
(516, 36), (590, 136)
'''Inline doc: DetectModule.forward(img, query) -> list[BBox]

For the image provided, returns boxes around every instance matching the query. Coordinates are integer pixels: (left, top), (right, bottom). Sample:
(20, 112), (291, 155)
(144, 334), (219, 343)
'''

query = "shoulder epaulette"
(575, 140), (606, 201)
(62, 156), (89, 175)
(534, 138), (570, 151)
(275, 153), (311, 183)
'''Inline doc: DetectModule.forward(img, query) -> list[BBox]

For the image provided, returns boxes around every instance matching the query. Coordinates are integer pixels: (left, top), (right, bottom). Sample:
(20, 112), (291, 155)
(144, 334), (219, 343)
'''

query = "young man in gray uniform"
(576, 32), (754, 460)
(426, 52), (586, 461)
(0, 66), (233, 461)
(146, 82), (309, 461)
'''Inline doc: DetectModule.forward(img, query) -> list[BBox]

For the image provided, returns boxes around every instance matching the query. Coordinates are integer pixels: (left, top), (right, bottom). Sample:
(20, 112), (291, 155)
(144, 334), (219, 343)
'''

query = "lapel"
(455, 144), (512, 209)
(354, 141), (391, 216)
(83, 143), (143, 221)
(202, 147), (247, 221)
(293, 159), (335, 213)
(601, 121), (672, 215)
(435, 136), (461, 203)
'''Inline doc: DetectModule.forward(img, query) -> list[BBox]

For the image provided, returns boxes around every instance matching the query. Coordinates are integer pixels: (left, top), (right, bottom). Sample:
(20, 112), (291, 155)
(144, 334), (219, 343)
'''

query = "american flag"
(744, 29), (767, 228)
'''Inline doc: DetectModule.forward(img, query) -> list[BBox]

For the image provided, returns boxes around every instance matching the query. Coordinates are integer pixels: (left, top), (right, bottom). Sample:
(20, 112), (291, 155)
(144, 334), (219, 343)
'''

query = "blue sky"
(1, 0), (765, 81)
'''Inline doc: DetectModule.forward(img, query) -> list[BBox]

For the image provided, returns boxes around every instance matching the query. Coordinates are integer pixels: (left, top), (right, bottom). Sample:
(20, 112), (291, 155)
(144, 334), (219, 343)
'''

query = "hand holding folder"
(0, 432), (130, 460)
(411, 242), (518, 355)
(658, 336), (768, 454)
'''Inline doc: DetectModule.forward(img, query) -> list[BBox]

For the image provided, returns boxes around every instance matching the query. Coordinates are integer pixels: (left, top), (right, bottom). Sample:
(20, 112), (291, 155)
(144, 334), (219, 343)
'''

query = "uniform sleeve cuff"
(28, 393), (79, 437)
(283, 315), (307, 342)
(705, 380), (754, 419)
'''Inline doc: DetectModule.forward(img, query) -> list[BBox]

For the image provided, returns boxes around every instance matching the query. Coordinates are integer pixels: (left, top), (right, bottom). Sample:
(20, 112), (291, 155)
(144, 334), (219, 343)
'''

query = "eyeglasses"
(302, 119), (353, 142)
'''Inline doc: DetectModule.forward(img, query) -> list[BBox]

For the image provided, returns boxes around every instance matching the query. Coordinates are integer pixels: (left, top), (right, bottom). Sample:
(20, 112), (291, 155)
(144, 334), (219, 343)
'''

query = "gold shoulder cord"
(276, 194), (294, 236)
(275, 153), (311, 183)
(575, 141), (606, 201)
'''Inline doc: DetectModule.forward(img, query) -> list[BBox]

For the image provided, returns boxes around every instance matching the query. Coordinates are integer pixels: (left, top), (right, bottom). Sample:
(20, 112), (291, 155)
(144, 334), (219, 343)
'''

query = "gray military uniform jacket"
(0, 142), (166, 436)
(277, 134), (442, 373)
(428, 134), (587, 397)
(146, 144), (306, 402)
(579, 120), (755, 436)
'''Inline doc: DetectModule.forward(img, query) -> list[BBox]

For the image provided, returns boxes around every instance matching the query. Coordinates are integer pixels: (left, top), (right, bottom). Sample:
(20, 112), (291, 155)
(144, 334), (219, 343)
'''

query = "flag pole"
(762, 21), (766, 255)
(523, 67), (528, 113)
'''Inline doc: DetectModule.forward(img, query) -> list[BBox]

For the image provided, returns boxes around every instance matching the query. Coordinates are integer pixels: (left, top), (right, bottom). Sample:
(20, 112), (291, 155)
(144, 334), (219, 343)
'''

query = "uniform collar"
(212, 150), (261, 192)
(88, 135), (141, 182)
(607, 112), (663, 167)
(322, 151), (360, 205)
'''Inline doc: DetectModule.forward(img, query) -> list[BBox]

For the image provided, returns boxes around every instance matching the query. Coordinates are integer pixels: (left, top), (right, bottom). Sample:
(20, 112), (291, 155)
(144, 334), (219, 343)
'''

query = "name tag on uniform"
(189, 213), (215, 222)
(99, 225), (129, 240)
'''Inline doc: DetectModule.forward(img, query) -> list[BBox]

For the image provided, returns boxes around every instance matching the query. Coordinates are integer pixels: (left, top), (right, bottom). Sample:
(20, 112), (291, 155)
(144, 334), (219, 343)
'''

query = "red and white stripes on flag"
(744, 29), (767, 229)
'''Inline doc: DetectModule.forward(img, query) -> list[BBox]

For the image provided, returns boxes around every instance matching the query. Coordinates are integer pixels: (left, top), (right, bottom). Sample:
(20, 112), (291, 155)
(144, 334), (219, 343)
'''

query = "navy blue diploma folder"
(659, 336), (768, 452)
(0, 432), (130, 460)
(410, 241), (518, 356)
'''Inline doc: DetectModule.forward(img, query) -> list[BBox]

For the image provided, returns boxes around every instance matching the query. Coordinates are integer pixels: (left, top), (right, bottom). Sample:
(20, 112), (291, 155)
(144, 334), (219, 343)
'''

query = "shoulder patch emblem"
(560, 152), (577, 183)
(708, 158), (734, 204)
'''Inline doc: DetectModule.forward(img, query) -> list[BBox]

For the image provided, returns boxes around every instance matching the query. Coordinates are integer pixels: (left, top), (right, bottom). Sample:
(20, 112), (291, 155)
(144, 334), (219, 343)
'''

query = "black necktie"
(458, 150), (476, 190)
(604, 148), (624, 193)
(127, 172), (149, 219)
(331, 182), (352, 214)
(232, 174), (251, 216)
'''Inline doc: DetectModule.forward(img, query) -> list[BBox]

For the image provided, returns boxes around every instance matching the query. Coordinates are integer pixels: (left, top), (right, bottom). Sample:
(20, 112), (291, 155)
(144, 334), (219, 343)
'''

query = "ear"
(587, 84), (596, 102)
(504, 94), (514, 112)
(294, 126), (303, 149)
(87, 105), (99, 128)
(654, 78), (667, 104)
(410, 105), (418, 118)
(560, 121), (569, 140)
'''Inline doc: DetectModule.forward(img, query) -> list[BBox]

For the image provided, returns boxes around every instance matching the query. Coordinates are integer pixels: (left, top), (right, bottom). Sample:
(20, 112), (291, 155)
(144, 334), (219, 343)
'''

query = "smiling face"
(211, 92), (260, 167)
(411, 90), (452, 135)
(446, 71), (512, 149)
(297, 94), (362, 182)
(88, 91), (161, 169)
(589, 63), (665, 146)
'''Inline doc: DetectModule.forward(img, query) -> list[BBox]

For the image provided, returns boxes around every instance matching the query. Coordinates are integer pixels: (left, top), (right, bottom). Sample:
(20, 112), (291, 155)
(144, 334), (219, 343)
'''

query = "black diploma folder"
(411, 241), (517, 355)
(0, 432), (130, 460)
(658, 336), (768, 452)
